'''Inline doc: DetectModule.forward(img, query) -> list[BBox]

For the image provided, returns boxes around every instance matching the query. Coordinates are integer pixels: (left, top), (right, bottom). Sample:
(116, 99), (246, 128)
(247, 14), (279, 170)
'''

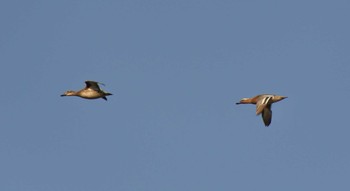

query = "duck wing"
(85, 81), (104, 91)
(261, 105), (272, 126)
(256, 96), (272, 115)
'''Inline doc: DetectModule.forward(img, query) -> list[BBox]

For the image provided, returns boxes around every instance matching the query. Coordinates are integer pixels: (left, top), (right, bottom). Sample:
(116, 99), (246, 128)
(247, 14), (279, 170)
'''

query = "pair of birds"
(61, 81), (287, 127)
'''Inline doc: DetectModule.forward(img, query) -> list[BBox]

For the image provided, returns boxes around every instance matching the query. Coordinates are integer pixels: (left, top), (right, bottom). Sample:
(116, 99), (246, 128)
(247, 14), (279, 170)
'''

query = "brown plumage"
(236, 94), (287, 126)
(61, 81), (112, 101)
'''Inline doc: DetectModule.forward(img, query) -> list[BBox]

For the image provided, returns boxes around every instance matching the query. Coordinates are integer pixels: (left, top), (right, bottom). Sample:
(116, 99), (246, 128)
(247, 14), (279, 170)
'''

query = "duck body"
(61, 81), (112, 101)
(236, 94), (287, 126)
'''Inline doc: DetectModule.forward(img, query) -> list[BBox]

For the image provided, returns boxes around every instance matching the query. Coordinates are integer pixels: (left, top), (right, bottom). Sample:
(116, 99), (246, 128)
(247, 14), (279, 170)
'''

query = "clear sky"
(1, 0), (350, 190)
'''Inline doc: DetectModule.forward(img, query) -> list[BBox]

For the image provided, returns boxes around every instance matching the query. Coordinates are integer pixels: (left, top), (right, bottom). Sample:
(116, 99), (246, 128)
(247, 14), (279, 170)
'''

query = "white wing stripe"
(262, 96), (272, 105)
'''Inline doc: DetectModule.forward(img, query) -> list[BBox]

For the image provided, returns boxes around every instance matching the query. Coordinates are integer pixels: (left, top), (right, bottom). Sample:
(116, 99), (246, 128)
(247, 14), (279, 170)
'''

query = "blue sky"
(1, 0), (350, 190)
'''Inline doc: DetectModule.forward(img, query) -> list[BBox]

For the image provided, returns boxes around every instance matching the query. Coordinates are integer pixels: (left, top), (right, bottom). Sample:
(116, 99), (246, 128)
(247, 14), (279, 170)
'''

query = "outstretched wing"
(261, 105), (272, 127)
(85, 81), (104, 91)
(256, 96), (272, 115)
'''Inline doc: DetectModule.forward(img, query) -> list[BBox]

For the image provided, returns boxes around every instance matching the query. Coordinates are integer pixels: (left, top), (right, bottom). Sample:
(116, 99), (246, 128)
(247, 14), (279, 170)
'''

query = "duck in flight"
(61, 81), (112, 101)
(236, 94), (287, 126)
